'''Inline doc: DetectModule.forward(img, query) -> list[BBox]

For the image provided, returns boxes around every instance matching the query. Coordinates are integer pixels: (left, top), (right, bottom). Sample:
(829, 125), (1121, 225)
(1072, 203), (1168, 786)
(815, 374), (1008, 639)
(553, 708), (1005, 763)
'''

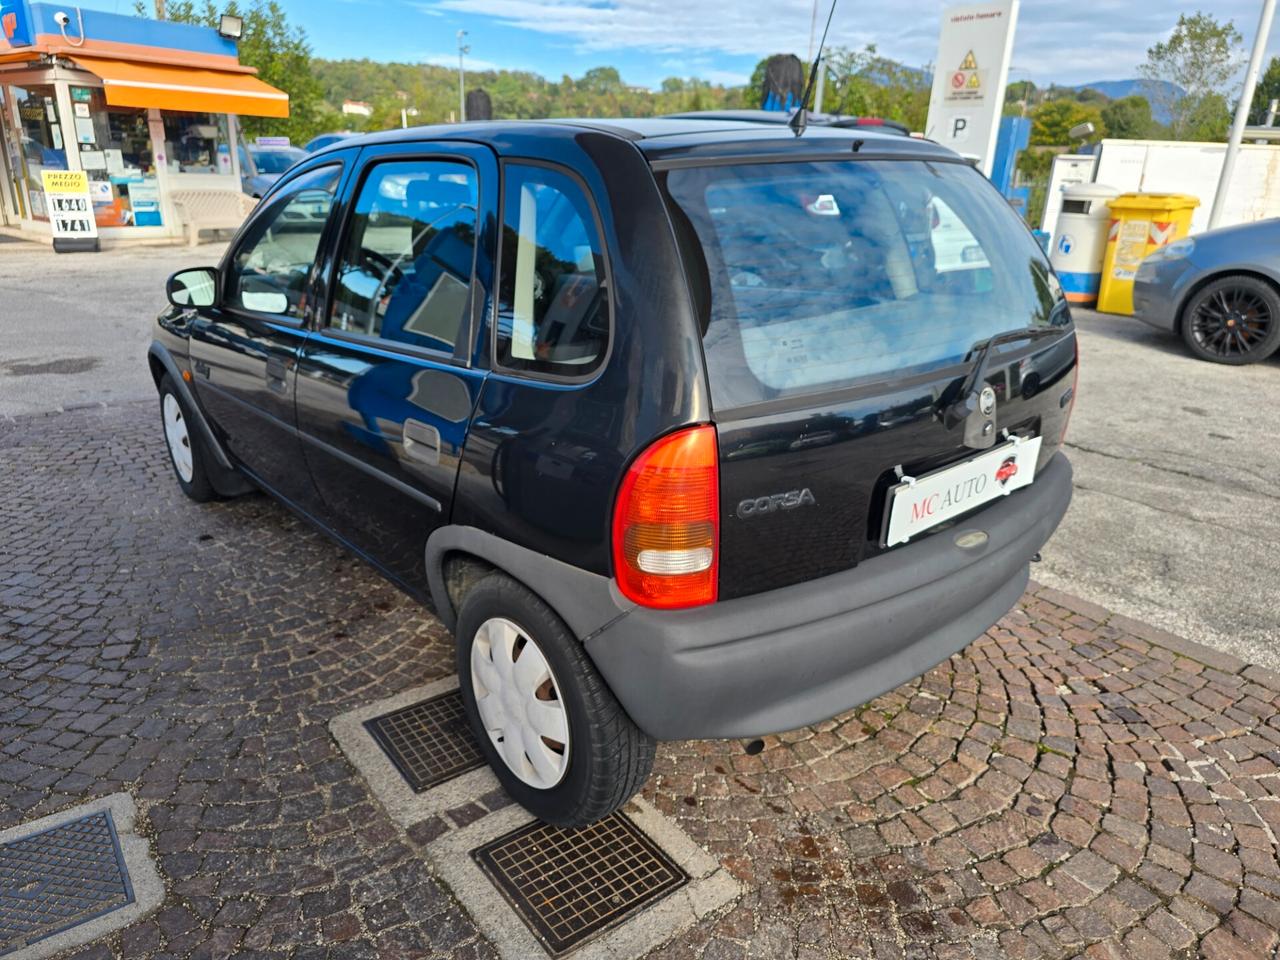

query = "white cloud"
(418, 0), (1280, 86)
(421, 53), (508, 70)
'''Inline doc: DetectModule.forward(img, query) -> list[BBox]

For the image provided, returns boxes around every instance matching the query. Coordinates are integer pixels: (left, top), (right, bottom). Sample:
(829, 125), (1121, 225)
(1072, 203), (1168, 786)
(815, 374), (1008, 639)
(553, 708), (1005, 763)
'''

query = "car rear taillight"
(1060, 337), (1080, 445)
(612, 425), (719, 610)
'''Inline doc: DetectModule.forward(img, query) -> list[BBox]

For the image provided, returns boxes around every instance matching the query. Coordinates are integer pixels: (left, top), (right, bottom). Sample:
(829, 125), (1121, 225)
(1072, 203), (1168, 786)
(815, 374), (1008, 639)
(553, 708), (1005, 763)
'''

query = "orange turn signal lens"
(612, 425), (719, 610)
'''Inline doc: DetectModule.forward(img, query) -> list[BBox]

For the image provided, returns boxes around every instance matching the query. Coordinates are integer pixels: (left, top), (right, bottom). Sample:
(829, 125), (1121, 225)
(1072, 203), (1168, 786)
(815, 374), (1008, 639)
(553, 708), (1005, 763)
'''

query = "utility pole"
(457, 30), (469, 123)
(154, 0), (165, 19)
(814, 56), (825, 114)
(1210, 0), (1276, 229)
(806, 0), (819, 64)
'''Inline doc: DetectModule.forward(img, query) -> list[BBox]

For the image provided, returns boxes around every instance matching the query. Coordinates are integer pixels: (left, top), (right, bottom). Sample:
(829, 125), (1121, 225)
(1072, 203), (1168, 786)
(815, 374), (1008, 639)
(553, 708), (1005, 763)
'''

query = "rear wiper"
(942, 327), (1066, 431)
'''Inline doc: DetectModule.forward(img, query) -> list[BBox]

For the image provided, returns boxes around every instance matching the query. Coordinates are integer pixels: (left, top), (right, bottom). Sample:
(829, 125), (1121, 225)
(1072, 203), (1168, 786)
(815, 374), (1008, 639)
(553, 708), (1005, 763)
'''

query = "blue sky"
(76, 1), (1280, 90)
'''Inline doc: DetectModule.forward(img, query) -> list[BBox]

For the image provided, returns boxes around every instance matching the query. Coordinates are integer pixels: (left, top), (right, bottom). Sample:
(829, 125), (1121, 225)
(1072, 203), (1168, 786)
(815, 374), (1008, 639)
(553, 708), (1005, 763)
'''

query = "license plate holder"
(882, 436), (1043, 547)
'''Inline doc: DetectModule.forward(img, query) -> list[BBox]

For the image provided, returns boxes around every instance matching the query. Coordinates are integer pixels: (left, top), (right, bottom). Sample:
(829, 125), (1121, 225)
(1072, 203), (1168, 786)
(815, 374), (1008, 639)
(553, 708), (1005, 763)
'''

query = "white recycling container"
(1049, 183), (1121, 308)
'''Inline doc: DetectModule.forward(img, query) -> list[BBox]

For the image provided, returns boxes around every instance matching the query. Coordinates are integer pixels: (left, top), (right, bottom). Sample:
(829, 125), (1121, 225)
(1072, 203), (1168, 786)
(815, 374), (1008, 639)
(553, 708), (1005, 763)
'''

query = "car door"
(188, 153), (354, 508)
(294, 142), (495, 596)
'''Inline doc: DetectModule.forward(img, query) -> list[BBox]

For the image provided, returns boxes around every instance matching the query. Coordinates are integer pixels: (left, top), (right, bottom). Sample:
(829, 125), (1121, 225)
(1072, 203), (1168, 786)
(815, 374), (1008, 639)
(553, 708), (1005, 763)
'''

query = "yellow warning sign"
(41, 170), (89, 194)
(967, 73), (981, 89)
(959, 50), (978, 71)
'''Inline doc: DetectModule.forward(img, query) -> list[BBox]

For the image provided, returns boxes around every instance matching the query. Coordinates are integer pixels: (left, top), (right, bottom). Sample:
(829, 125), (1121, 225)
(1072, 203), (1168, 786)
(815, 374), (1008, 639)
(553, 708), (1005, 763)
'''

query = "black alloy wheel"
(1181, 275), (1280, 365)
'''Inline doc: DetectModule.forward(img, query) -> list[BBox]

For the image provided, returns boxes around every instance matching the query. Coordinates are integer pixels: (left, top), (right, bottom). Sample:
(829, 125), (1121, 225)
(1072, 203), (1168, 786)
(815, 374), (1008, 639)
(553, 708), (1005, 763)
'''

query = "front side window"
(329, 159), (478, 354)
(664, 159), (1066, 410)
(228, 165), (340, 318)
(495, 164), (610, 377)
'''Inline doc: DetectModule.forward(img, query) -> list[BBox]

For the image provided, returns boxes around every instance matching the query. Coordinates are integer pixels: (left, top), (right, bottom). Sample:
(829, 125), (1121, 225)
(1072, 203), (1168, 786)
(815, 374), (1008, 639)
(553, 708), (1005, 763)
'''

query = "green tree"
(1004, 80), (1037, 117)
(1248, 55), (1280, 124)
(580, 67), (624, 96)
(1139, 12), (1242, 140)
(1074, 87), (1109, 104)
(1029, 99), (1105, 146)
(822, 45), (930, 130)
(1101, 95), (1156, 139)
(138, 0), (324, 143)
(1181, 92), (1232, 141)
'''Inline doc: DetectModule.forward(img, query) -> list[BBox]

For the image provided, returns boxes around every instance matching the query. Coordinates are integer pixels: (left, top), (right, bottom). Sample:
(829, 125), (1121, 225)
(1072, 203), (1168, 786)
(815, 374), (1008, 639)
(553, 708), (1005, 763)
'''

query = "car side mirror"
(166, 267), (219, 308)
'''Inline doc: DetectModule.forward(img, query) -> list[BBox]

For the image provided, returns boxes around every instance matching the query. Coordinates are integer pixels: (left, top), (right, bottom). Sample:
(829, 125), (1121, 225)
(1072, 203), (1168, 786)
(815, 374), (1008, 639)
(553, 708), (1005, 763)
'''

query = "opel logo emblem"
(979, 386), (996, 417)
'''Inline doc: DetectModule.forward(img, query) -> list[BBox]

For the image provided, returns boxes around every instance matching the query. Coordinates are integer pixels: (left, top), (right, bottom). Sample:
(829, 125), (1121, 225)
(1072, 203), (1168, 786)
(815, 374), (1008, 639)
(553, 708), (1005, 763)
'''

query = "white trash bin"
(1049, 183), (1120, 308)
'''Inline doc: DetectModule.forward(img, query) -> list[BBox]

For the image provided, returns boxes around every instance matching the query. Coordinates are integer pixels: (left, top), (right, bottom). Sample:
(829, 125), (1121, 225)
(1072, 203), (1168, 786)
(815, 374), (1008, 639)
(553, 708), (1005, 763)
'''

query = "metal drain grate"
(0, 811), (134, 955)
(364, 690), (486, 792)
(472, 812), (689, 956)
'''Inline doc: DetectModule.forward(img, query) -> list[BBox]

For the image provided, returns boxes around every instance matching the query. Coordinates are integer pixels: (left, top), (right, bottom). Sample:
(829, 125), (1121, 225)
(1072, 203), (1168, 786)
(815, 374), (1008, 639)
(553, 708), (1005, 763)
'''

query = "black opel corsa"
(148, 117), (1076, 826)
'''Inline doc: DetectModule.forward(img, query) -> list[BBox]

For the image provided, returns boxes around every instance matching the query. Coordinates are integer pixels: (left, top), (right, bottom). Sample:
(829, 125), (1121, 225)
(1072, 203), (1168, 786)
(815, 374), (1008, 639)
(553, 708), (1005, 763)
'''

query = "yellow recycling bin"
(1096, 193), (1200, 315)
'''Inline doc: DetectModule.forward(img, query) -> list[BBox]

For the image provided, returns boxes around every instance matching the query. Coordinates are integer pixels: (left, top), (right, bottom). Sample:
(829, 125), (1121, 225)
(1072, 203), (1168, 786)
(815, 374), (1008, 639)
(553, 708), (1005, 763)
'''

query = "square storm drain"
(363, 689), (486, 793)
(0, 811), (134, 956)
(472, 812), (689, 957)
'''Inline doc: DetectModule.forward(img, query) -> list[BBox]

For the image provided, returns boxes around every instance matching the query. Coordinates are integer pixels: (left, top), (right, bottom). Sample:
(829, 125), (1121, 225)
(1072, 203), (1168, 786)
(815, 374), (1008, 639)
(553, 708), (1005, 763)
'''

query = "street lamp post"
(1209, 0), (1277, 228)
(457, 30), (470, 123)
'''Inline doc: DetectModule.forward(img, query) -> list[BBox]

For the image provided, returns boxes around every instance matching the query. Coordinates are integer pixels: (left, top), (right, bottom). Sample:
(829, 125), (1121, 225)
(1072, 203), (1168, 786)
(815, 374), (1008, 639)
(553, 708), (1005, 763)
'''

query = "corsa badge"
(995, 457), (1018, 487)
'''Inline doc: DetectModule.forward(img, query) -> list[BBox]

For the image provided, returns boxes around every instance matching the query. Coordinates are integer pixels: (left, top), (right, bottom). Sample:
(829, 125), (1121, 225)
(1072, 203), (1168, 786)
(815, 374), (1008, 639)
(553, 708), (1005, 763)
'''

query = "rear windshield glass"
(664, 159), (1067, 410)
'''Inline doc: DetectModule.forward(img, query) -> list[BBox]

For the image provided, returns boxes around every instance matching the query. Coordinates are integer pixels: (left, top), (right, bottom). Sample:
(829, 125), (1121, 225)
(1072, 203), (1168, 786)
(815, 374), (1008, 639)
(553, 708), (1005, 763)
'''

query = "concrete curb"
(328, 676), (503, 828)
(0, 793), (164, 960)
(425, 797), (741, 960)
(0, 398), (151, 427)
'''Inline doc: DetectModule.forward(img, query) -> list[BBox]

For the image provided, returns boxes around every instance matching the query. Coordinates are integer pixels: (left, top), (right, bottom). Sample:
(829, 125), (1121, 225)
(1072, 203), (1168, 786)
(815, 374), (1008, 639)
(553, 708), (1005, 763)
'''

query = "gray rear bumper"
(585, 453), (1073, 740)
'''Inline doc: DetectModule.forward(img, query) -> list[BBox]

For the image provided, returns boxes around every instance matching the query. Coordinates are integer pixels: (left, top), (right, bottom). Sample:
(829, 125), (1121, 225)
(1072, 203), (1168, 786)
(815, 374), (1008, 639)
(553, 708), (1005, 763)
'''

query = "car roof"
(312, 116), (959, 166)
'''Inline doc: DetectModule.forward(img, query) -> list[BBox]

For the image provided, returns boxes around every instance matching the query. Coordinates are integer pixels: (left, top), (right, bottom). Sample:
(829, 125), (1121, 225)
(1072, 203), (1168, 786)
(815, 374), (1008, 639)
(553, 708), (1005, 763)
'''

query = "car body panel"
(294, 140), (497, 595)
(187, 148), (359, 509)
(712, 332), (1075, 598)
(451, 129), (711, 577)
(1134, 218), (1280, 333)
(150, 117), (1075, 745)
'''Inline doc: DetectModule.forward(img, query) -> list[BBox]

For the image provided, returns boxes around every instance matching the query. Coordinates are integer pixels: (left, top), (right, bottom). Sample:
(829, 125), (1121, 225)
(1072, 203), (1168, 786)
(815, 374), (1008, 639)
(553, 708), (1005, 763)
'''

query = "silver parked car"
(1134, 219), (1280, 365)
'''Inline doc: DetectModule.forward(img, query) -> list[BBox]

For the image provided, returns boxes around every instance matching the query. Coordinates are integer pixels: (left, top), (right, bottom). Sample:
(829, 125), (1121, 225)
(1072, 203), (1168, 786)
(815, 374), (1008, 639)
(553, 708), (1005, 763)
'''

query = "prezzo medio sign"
(41, 170), (100, 250)
(925, 0), (1020, 177)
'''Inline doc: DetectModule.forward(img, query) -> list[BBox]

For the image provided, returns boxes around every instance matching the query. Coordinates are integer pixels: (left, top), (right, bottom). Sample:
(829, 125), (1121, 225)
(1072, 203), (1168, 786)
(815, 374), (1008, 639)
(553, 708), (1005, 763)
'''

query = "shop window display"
(10, 84), (67, 221)
(71, 86), (161, 227)
(162, 111), (233, 176)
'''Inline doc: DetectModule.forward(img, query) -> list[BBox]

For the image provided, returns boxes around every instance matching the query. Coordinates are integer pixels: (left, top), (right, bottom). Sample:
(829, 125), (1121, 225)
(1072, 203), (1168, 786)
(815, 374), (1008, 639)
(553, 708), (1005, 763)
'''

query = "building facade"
(0, 1), (288, 243)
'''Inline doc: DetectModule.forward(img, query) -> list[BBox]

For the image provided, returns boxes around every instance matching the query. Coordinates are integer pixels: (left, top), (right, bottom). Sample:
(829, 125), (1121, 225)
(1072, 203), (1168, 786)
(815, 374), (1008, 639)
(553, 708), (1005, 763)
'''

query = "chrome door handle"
(403, 418), (440, 465)
(265, 356), (288, 395)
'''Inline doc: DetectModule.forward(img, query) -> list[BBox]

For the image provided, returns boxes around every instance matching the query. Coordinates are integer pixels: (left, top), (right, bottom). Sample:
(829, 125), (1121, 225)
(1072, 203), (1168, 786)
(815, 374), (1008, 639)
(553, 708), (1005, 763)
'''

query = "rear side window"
(495, 163), (610, 378)
(664, 159), (1066, 410)
(329, 159), (478, 355)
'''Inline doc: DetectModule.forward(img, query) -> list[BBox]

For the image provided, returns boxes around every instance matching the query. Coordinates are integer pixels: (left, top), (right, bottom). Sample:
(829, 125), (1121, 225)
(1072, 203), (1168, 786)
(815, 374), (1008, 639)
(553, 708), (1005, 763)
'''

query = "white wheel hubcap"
(162, 393), (194, 483)
(470, 617), (570, 789)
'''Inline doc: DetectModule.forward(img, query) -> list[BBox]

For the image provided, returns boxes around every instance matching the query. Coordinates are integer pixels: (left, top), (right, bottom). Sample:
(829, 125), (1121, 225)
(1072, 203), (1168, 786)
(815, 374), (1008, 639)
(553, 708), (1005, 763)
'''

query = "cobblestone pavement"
(4, 402), (1280, 960)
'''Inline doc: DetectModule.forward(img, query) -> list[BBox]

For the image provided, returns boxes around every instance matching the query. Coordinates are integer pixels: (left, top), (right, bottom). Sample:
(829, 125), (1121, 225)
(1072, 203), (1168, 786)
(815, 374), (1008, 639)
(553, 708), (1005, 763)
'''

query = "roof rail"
(661, 109), (912, 136)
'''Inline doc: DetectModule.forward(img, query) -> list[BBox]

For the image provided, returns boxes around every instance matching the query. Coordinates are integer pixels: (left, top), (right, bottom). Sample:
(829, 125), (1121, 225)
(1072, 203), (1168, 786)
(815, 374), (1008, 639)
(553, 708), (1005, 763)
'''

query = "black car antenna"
(789, 0), (839, 137)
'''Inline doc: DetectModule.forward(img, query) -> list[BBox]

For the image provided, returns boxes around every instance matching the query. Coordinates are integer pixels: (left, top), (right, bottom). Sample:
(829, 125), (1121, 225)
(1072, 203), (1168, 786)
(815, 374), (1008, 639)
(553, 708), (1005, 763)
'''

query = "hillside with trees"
(143, 1), (1259, 162)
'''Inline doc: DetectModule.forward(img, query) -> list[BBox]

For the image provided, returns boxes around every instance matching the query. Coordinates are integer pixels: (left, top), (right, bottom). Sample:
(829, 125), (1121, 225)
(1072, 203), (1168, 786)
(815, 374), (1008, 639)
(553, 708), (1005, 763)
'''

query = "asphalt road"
(1040, 307), (1280, 667)
(2, 238), (1276, 663)
(0, 238), (227, 417)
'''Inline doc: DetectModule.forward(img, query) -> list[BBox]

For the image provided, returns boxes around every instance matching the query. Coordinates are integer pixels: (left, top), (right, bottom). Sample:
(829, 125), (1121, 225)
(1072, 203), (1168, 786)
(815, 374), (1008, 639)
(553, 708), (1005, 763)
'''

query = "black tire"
(455, 573), (655, 827)
(158, 374), (218, 503)
(1180, 275), (1280, 365)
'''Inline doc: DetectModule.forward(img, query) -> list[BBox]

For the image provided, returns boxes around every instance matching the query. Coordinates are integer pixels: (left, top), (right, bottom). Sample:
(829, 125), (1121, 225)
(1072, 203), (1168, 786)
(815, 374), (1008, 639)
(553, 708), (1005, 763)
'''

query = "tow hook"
(1031, 552), (1042, 563)
(743, 739), (765, 756)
